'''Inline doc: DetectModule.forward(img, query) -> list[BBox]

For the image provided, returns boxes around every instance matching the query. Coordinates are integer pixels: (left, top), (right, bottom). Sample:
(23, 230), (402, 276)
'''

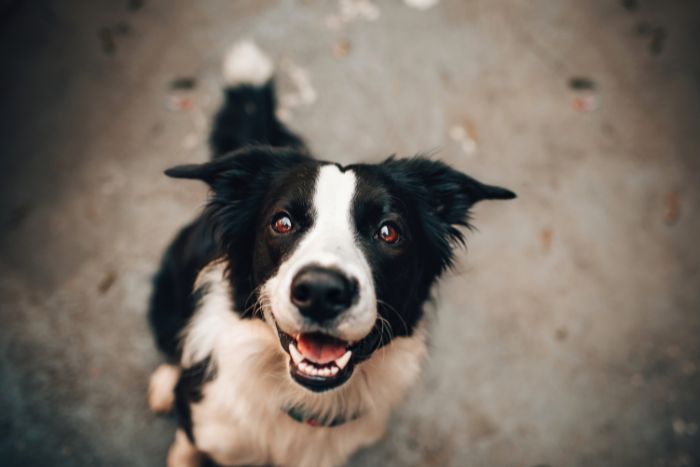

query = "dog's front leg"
(167, 429), (203, 467)
(148, 363), (181, 414)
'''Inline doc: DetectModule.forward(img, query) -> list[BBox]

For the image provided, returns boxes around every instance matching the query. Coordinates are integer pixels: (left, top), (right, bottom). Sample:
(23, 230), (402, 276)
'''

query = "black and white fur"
(148, 40), (515, 467)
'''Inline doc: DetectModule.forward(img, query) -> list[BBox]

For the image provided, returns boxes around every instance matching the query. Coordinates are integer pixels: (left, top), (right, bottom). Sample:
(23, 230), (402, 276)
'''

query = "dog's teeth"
(296, 356), (347, 378)
(302, 363), (319, 377)
(289, 343), (303, 365)
(335, 350), (352, 370)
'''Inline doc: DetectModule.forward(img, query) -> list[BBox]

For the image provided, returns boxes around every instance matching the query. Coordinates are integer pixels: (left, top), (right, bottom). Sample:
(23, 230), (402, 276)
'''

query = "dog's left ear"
(382, 156), (515, 227)
(383, 156), (514, 273)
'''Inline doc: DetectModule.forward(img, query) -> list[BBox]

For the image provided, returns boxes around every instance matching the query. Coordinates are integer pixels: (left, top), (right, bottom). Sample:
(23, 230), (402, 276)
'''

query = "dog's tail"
(209, 40), (304, 158)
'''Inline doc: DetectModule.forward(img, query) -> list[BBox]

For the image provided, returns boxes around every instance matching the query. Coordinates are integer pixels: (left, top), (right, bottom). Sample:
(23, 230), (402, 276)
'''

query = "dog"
(147, 40), (515, 467)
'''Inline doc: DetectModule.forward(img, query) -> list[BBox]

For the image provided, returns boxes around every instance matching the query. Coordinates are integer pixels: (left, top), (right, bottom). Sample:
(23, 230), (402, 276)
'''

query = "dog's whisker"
(377, 299), (407, 336)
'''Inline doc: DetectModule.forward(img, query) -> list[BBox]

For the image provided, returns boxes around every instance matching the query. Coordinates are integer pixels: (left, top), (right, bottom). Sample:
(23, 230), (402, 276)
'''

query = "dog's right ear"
(164, 162), (219, 183)
(165, 146), (310, 255)
(165, 146), (304, 187)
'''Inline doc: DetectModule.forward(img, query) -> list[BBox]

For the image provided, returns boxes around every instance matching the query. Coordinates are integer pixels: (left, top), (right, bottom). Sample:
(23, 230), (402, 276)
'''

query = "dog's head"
(167, 146), (515, 392)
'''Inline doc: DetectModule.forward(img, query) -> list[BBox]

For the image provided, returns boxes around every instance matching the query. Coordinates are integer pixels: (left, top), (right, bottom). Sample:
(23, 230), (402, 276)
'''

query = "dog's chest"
(190, 365), (387, 467)
(179, 263), (425, 466)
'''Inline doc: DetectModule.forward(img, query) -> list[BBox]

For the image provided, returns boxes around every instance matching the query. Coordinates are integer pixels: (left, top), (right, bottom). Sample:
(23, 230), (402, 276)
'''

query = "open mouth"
(276, 327), (355, 392)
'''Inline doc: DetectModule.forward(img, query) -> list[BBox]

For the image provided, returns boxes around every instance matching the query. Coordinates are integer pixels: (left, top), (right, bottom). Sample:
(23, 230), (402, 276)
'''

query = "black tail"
(209, 41), (305, 158)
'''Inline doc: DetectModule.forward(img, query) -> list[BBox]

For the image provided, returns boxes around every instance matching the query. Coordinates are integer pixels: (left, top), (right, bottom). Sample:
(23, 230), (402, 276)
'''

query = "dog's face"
(167, 147), (514, 392)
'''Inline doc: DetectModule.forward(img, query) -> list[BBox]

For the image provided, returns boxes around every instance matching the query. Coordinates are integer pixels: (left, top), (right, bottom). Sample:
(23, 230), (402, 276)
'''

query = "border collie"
(147, 40), (515, 467)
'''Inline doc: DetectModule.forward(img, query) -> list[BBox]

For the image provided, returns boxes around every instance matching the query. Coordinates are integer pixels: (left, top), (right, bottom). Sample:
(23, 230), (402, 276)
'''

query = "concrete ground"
(1, 0), (699, 466)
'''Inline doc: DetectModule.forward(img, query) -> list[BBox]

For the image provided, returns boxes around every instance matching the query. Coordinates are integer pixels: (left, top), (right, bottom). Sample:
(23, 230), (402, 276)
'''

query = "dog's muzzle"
(273, 265), (380, 392)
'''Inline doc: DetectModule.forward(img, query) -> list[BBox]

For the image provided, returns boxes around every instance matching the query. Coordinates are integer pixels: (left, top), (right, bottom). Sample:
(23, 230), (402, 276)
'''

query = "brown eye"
(378, 223), (400, 244)
(271, 213), (294, 234)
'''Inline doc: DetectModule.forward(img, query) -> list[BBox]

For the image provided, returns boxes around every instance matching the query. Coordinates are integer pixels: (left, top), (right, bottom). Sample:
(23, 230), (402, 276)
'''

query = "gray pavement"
(1, 0), (699, 466)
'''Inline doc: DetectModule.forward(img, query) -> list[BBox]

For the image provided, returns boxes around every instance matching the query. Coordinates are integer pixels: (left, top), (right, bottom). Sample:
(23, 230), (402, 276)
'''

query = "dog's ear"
(164, 162), (219, 183)
(382, 156), (515, 272)
(382, 156), (515, 225)
(165, 146), (302, 186)
(165, 146), (309, 253)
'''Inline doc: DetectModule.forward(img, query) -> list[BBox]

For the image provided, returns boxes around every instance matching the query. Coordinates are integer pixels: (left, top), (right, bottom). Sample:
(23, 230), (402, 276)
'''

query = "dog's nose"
(290, 266), (357, 322)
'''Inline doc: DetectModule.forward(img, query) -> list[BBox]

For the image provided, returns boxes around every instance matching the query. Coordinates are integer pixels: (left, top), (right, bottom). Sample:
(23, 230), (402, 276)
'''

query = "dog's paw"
(148, 363), (180, 414)
(168, 429), (202, 467)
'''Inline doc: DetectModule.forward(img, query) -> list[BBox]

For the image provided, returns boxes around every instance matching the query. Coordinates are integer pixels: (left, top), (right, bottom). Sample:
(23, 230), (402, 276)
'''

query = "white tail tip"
(222, 40), (274, 86)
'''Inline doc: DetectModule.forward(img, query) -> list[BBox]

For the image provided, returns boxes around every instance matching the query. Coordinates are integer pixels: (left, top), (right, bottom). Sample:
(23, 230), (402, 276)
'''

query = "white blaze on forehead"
(300, 165), (365, 273)
(295, 164), (365, 272)
(313, 164), (357, 239)
(264, 163), (377, 341)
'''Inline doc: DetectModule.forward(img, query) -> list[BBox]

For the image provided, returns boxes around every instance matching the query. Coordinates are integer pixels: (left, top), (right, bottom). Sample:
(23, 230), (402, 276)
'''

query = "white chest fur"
(180, 263), (427, 467)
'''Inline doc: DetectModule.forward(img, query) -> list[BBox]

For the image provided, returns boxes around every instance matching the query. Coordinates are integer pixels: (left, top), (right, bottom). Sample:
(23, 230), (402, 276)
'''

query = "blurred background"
(1, 0), (699, 466)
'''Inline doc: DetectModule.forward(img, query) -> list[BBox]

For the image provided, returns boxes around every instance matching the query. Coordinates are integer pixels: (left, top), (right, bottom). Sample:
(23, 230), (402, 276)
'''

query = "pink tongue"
(296, 333), (347, 364)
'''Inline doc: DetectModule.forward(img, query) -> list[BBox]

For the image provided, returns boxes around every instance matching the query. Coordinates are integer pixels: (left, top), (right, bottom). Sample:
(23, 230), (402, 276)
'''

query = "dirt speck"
(664, 191), (681, 225)
(165, 95), (194, 112)
(555, 327), (568, 341)
(98, 271), (118, 294)
(636, 22), (668, 56)
(569, 77), (596, 90)
(98, 23), (131, 56)
(571, 95), (599, 112)
(541, 228), (553, 252)
(672, 419), (697, 436)
(170, 77), (197, 90)
(334, 39), (351, 57)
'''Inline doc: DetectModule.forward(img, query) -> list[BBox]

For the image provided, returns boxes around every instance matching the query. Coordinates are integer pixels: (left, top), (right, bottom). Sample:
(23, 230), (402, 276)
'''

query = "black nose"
(290, 266), (358, 322)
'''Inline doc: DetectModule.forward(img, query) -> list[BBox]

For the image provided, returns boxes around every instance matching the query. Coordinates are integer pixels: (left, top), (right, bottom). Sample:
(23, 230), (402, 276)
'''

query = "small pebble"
(448, 121), (478, 155)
